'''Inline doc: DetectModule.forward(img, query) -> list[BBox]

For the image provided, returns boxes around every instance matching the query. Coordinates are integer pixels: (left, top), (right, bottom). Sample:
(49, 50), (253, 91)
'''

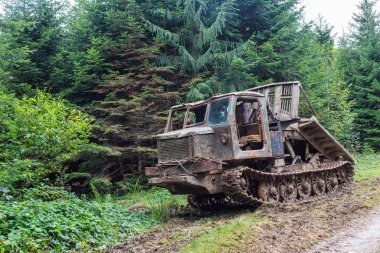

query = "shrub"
(0, 90), (94, 189)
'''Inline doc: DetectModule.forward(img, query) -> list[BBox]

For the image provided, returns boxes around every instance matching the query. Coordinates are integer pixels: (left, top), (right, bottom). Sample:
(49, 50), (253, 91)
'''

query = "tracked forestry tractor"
(145, 81), (355, 208)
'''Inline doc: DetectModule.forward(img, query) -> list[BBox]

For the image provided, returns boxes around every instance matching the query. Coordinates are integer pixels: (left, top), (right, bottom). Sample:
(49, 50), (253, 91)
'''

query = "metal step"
(298, 116), (355, 163)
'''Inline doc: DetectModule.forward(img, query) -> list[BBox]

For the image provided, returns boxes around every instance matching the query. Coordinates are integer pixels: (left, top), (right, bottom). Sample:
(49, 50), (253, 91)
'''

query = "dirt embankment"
(109, 178), (380, 253)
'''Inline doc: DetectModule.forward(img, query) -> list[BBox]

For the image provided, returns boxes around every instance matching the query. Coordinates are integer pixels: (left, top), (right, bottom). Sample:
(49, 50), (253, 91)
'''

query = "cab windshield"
(208, 98), (230, 126)
(167, 98), (230, 132)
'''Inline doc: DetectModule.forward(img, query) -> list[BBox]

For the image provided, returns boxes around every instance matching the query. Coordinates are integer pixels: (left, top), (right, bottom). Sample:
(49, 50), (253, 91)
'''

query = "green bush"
(118, 187), (187, 222)
(0, 90), (94, 189)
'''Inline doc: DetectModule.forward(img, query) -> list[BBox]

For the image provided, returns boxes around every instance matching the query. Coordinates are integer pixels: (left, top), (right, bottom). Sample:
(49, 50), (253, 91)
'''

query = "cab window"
(235, 98), (263, 150)
(208, 98), (230, 126)
(186, 105), (207, 126)
(169, 109), (186, 131)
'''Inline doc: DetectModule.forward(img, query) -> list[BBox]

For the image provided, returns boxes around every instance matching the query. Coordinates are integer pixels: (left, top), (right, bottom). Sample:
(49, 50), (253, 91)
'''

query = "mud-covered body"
(145, 81), (355, 205)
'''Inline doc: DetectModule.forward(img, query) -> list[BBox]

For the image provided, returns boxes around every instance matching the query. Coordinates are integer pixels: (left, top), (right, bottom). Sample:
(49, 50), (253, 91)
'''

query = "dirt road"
(308, 204), (380, 253)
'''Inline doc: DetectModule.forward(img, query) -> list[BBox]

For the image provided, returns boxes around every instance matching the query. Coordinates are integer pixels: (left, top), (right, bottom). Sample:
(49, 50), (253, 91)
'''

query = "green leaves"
(0, 90), (94, 189)
(0, 194), (154, 252)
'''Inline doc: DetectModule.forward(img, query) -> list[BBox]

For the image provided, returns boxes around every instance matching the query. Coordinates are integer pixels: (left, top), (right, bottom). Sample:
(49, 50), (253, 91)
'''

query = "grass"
(352, 153), (380, 208)
(180, 212), (262, 253)
(117, 187), (187, 221)
(354, 153), (380, 181)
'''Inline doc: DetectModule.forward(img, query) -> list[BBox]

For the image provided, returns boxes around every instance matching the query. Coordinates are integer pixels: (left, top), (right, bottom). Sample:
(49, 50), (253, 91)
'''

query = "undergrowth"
(0, 185), (185, 252)
(117, 187), (187, 222)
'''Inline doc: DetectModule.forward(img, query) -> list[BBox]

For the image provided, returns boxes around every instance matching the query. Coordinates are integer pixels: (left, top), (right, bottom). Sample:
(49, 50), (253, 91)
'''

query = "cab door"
(207, 97), (234, 161)
(232, 96), (275, 159)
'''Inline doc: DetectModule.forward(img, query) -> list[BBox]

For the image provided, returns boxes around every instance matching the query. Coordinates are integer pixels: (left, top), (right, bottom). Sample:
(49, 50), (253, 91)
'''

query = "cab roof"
(171, 91), (264, 110)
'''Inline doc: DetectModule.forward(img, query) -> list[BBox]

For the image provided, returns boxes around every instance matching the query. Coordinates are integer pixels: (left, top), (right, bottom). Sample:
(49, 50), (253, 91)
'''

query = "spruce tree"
(337, 0), (380, 150)
(0, 0), (68, 93)
(54, 0), (187, 178)
(145, 0), (245, 74)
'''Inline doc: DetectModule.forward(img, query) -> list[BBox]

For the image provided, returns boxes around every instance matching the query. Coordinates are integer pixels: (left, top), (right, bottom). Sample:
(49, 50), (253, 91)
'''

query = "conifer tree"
(146, 0), (244, 74)
(0, 0), (68, 93)
(54, 0), (187, 178)
(337, 0), (380, 150)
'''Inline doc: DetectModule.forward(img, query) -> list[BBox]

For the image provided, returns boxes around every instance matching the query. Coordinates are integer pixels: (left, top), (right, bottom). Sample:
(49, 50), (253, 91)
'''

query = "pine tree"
(187, 0), (303, 100)
(337, 0), (380, 150)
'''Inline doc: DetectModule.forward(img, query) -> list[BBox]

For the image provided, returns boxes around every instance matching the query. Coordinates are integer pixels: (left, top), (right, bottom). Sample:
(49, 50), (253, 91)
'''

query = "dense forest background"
(0, 0), (379, 193)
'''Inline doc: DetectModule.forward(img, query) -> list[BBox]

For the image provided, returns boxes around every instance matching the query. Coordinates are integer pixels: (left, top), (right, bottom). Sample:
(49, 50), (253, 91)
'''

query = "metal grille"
(158, 137), (192, 162)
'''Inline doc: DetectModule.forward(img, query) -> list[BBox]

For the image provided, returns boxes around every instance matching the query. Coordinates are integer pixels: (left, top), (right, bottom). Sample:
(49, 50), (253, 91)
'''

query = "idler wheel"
(297, 175), (312, 200)
(312, 174), (326, 196)
(258, 179), (280, 203)
(326, 172), (339, 192)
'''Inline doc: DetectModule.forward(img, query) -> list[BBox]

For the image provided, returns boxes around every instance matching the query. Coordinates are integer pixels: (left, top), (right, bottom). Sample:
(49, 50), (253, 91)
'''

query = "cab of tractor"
(145, 91), (285, 195)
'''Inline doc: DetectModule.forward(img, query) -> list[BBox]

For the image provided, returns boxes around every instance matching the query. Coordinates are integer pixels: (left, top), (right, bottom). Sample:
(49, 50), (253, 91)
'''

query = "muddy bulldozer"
(145, 81), (355, 207)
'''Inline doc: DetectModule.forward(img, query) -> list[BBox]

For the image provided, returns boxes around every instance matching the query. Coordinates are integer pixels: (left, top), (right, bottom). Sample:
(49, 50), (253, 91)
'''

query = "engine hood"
(157, 127), (214, 140)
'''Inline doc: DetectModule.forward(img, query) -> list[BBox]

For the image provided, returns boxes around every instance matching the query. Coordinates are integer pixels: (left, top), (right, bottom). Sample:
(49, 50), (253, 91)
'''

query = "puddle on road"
(308, 205), (380, 253)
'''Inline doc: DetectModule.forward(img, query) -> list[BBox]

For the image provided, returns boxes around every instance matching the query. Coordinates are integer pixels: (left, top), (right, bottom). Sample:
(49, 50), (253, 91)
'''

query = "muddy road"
(110, 178), (380, 253)
(308, 205), (380, 253)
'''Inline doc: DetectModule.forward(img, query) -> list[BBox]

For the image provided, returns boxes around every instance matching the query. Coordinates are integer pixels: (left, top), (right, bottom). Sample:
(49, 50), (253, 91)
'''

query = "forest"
(0, 0), (379, 251)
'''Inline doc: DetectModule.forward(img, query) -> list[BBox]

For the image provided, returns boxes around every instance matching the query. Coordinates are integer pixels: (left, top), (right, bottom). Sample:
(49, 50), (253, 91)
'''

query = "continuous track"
(188, 161), (354, 209)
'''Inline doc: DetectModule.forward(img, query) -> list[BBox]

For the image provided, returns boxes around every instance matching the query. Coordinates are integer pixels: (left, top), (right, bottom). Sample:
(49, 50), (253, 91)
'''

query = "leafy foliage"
(0, 185), (184, 252)
(0, 191), (154, 252)
(0, 90), (93, 189)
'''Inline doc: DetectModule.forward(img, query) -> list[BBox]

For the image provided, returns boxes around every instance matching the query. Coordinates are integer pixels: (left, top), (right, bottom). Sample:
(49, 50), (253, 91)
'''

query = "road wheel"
(326, 172), (339, 192)
(297, 175), (312, 200)
(312, 174), (326, 196)
(258, 179), (280, 203)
